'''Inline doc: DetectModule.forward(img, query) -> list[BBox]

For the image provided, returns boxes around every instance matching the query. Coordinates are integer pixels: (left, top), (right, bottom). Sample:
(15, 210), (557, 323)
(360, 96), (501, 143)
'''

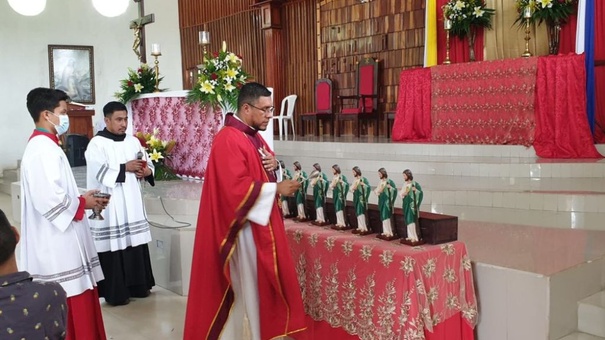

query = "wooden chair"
(337, 57), (380, 137)
(301, 78), (334, 136)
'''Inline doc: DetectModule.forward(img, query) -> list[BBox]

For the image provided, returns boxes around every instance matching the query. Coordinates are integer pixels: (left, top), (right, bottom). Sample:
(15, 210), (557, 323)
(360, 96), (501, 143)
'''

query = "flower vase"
(218, 101), (237, 126)
(153, 160), (178, 181)
(467, 27), (477, 62)
(547, 20), (561, 55)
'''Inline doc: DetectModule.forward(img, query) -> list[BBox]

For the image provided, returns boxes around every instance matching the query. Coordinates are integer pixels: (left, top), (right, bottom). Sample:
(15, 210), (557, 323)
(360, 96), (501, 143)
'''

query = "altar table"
(392, 54), (601, 159)
(285, 221), (477, 340)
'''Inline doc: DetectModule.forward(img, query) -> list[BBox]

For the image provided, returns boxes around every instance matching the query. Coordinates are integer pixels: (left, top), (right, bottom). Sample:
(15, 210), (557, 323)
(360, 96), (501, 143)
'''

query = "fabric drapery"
(392, 67), (432, 142)
(533, 54), (601, 158)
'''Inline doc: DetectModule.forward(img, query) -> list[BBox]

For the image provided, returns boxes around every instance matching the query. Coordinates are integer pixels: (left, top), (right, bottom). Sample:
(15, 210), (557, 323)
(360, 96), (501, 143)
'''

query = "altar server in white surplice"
(85, 101), (156, 306)
(20, 87), (107, 340)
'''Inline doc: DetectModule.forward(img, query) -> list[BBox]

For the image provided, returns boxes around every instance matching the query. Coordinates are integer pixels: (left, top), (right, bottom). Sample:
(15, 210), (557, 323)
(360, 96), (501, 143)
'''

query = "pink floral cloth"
(285, 220), (477, 339)
(131, 97), (221, 178)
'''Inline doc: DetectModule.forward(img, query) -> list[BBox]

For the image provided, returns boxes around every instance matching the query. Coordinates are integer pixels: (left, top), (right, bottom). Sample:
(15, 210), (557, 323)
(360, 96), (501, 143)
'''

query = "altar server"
(20, 87), (107, 340)
(85, 101), (155, 306)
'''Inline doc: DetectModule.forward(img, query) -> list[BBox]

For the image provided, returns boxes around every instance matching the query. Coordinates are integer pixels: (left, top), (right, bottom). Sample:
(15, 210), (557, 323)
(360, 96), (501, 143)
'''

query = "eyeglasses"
(247, 103), (274, 115)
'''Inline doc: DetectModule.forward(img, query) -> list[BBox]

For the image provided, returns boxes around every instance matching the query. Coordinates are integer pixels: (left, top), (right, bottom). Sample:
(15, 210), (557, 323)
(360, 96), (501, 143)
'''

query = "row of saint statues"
(279, 161), (424, 244)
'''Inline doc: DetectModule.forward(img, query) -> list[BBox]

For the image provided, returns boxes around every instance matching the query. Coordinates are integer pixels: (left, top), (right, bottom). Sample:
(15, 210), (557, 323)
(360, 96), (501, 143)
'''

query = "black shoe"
(130, 289), (151, 298)
(107, 298), (130, 306)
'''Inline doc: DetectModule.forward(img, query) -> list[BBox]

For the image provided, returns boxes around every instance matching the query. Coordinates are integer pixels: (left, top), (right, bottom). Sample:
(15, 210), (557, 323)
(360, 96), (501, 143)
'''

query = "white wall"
(0, 0), (182, 172)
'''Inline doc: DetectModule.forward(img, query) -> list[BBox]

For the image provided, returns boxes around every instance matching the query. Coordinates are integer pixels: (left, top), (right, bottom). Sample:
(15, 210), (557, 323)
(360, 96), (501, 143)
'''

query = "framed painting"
(48, 45), (95, 104)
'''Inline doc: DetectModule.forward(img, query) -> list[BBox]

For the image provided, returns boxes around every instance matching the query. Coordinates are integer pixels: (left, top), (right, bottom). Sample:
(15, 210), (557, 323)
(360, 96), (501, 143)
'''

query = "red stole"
(184, 115), (306, 340)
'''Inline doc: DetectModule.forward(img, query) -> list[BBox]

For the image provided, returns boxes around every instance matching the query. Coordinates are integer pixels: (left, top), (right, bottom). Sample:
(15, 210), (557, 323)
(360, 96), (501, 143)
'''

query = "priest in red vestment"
(184, 82), (307, 340)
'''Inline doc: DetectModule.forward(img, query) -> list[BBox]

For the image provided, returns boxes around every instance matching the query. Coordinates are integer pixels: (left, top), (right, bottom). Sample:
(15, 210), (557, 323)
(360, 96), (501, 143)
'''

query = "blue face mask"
(47, 112), (70, 135)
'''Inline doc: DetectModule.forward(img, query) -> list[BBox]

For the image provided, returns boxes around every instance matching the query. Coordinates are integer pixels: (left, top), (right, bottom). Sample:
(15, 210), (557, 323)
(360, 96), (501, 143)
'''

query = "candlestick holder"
(151, 51), (161, 92)
(199, 31), (210, 55)
(521, 7), (533, 58)
(444, 19), (452, 65)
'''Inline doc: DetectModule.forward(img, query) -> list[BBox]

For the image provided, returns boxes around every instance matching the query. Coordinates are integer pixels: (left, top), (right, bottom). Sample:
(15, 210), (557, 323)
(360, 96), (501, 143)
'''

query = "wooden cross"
(130, 0), (155, 63)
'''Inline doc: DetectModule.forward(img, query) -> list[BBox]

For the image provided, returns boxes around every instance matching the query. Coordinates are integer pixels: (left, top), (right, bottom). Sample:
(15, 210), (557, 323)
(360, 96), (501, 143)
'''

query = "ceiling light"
(92, 0), (129, 18)
(8, 0), (46, 16)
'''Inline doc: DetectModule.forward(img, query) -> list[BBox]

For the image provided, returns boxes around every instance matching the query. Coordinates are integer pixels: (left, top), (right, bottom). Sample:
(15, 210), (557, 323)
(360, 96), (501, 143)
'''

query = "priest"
(184, 82), (307, 340)
(20, 87), (107, 340)
(84, 101), (156, 306)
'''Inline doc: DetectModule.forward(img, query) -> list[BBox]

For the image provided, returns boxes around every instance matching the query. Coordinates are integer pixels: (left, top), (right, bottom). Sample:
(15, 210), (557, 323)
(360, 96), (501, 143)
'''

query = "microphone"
(136, 151), (144, 160)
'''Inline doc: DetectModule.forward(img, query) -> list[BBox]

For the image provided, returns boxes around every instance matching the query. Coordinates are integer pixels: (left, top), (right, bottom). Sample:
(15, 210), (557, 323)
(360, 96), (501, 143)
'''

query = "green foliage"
(186, 41), (250, 109)
(114, 63), (163, 104)
(442, 0), (496, 39)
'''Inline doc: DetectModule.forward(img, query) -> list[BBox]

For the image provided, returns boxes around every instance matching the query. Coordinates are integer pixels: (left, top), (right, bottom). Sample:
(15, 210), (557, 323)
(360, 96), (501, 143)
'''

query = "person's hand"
(260, 147), (277, 172)
(125, 160), (144, 173)
(277, 180), (301, 197)
(82, 190), (109, 210)
(135, 166), (152, 179)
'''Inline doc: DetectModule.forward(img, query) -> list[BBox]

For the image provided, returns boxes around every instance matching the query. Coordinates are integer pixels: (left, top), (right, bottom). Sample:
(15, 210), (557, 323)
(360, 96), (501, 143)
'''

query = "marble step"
(558, 332), (605, 340)
(578, 291), (605, 338)
(0, 169), (19, 195)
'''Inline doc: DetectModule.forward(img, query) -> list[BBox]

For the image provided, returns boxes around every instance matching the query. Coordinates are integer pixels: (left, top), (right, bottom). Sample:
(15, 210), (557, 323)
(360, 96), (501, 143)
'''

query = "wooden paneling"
(180, 9), (266, 90)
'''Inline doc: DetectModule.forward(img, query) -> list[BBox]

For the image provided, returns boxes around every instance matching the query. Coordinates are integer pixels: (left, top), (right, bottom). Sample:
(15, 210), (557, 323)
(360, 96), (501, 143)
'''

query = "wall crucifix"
(130, 0), (155, 63)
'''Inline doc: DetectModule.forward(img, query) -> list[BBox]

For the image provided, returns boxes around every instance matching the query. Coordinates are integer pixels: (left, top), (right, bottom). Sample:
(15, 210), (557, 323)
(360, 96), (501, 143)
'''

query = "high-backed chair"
(271, 94), (297, 140)
(337, 57), (380, 137)
(300, 78), (334, 136)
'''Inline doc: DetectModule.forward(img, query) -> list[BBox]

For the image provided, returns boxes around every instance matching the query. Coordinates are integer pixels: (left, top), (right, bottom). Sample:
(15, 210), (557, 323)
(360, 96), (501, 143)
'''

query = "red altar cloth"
(285, 221), (477, 340)
(392, 54), (602, 159)
(131, 96), (222, 178)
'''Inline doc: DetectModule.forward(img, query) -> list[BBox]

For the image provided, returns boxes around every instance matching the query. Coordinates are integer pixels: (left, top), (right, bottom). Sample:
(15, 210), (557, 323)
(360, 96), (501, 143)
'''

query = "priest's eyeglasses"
(247, 103), (275, 115)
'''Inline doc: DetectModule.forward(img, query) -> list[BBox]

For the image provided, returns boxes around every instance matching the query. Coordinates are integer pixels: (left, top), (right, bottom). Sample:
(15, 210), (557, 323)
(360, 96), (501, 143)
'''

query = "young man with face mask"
(20, 87), (107, 340)
(84, 101), (155, 306)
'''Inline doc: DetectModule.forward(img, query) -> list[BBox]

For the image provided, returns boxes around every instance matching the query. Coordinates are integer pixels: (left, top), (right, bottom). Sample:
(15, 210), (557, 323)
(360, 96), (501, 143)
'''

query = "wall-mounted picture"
(48, 45), (95, 104)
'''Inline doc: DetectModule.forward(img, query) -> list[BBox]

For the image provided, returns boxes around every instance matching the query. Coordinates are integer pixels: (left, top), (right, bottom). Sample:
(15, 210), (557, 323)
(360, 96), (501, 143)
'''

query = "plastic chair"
(272, 94), (297, 140)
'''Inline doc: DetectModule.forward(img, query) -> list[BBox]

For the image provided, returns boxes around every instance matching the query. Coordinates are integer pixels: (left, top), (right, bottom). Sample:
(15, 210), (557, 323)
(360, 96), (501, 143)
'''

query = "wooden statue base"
(331, 225), (353, 231)
(376, 234), (400, 241)
(283, 214), (297, 219)
(352, 229), (373, 235)
(400, 239), (426, 246)
(295, 217), (312, 223)
(311, 221), (331, 227)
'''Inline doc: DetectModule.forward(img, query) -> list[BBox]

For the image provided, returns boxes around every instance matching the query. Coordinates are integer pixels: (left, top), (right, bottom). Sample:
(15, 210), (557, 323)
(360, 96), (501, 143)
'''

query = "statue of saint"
(350, 166), (370, 234)
(374, 168), (397, 238)
(310, 163), (329, 225)
(292, 161), (308, 221)
(329, 164), (349, 229)
(280, 160), (293, 217)
(401, 169), (423, 242)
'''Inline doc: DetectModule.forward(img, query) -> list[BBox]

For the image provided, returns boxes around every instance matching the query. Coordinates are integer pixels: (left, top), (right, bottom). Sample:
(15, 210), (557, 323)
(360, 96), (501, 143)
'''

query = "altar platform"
(138, 137), (605, 340)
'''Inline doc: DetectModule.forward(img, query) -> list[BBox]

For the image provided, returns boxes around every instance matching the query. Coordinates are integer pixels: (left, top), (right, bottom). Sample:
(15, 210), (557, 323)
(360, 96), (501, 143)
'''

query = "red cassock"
(184, 115), (307, 339)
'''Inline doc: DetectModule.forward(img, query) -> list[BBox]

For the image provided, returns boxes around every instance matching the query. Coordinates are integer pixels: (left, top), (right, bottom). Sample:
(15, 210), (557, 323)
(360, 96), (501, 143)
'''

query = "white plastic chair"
(271, 94), (297, 140)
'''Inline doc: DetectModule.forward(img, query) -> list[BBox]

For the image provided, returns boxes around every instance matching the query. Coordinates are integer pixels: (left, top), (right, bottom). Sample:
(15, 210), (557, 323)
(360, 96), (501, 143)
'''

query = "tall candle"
(523, 6), (533, 18)
(444, 19), (452, 30)
(151, 43), (161, 54)
(199, 31), (210, 45)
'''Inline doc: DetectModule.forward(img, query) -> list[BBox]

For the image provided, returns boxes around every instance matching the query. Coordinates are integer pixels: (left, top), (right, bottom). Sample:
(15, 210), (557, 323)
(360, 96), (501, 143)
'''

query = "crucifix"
(130, 0), (155, 63)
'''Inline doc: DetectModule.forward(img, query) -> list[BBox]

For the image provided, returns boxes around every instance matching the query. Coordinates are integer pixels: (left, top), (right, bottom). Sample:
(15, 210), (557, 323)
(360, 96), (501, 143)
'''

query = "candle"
(444, 19), (452, 30)
(199, 31), (210, 45)
(523, 6), (533, 19)
(151, 43), (161, 55)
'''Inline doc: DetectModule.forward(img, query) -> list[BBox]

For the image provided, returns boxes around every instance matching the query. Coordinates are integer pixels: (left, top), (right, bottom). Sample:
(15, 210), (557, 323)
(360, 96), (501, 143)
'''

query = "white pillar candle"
(199, 31), (210, 45)
(151, 43), (161, 54)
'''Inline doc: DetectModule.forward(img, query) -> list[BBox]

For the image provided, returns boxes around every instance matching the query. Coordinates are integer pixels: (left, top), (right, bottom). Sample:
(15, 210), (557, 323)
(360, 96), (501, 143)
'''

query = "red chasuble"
(184, 115), (306, 339)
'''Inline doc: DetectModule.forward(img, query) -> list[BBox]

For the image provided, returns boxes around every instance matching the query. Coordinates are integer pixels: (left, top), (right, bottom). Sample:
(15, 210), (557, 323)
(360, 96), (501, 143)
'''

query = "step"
(558, 332), (605, 340)
(578, 291), (605, 337)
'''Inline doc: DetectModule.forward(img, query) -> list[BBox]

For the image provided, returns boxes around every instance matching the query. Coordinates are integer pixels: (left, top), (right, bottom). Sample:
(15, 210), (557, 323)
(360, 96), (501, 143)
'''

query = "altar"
(129, 91), (274, 179)
(392, 54), (602, 159)
(286, 221), (477, 340)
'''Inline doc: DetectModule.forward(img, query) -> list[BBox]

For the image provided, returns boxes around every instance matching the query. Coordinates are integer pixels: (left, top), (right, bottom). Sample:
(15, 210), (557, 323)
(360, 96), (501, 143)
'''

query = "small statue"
(350, 166), (371, 234)
(329, 164), (349, 229)
(279, 160), (293, 218)
(310, 163), (329, 225)
(292, 161), (308, 221)
(401, 169), (423, 243)
(374, 168), (397, 239)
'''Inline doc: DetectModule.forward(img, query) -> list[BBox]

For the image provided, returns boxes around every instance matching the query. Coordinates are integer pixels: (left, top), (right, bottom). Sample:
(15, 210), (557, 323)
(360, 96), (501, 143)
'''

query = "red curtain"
(391, 67), (432, 141)
(533, 54), (602, 158)
(436, 0), (486, 64)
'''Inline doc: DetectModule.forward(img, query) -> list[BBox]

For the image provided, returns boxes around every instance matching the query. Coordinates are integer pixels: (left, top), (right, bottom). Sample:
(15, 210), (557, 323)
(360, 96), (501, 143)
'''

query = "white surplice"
(84, 134), (153, 253)
(20, 134), (104, 298)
